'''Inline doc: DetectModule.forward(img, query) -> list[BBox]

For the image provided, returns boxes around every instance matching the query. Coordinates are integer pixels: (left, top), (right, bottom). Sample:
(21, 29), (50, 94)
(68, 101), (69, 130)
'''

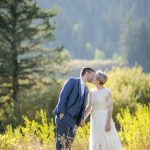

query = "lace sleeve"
(106, 91), (113, 111)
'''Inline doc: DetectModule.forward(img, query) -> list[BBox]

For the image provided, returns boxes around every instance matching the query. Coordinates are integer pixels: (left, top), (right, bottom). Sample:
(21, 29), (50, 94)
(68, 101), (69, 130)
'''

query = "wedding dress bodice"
(90, 88), (113, 111)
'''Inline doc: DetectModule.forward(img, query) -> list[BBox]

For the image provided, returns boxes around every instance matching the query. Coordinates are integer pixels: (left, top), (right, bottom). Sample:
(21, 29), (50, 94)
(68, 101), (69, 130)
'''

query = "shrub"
(106, 67), (150, 128)
(117, 104), (150, 150)
(0, 109), (55, 150)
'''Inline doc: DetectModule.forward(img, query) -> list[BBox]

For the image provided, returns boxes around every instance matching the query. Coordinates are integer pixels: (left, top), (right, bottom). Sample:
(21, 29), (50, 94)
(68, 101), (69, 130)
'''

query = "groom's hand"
(59, 113), (64, 120)
(79, 119), (85, 127)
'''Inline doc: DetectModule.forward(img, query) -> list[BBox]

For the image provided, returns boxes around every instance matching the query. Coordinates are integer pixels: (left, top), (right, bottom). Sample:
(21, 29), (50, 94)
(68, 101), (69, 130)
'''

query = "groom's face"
(86, 72), (95, 83)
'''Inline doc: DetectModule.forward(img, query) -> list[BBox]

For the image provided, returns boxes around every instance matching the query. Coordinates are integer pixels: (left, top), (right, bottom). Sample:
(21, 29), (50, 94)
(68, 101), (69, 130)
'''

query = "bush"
(117, 104), (150, 150)
(0, 104), (150, 150)
(106, 67), (150, 128)
(3, 79), (63, 131)
(0, 109), (55, 150)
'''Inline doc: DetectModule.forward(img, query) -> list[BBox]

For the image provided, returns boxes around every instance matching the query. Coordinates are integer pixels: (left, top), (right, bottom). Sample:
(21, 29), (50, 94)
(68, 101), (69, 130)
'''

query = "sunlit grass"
(0, 67), (150, 150)
(0, 104), (149, 150)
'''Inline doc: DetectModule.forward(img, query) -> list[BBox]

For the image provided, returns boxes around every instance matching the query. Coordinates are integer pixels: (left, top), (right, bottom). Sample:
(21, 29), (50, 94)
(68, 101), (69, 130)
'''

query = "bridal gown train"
(89, 88), (122, 150)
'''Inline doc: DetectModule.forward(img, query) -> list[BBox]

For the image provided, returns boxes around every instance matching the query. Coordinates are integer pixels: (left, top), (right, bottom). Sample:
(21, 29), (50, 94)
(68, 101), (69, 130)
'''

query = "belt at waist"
(93, 104), (107, 109)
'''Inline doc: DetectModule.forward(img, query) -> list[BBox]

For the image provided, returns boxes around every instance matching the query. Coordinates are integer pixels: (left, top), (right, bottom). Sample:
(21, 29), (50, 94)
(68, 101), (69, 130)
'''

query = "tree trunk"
(12, 44), (18, 101)
(11, 3), (18, 101)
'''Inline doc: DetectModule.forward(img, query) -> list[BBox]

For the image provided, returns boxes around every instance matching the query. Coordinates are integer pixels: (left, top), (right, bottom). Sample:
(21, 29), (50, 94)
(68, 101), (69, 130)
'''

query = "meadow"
(0, 67), (150, 150)
(0, 104), (149, 150)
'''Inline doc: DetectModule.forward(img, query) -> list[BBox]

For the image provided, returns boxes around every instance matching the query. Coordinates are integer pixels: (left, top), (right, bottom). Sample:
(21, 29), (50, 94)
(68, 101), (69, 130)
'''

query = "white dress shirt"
(80, 78), (85, 96)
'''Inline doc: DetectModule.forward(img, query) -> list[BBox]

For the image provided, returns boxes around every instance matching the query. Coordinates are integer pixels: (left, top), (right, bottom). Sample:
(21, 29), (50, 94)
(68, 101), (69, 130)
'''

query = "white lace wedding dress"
(89, 88), (122, 150)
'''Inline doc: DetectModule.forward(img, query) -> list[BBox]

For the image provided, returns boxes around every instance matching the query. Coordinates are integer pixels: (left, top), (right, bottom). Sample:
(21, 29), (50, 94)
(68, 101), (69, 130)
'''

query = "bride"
(84, 70), (122, 150)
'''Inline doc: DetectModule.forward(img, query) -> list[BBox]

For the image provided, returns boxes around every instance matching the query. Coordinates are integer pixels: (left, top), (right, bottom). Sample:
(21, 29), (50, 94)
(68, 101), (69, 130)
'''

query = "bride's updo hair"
(96, 70), (108, 85)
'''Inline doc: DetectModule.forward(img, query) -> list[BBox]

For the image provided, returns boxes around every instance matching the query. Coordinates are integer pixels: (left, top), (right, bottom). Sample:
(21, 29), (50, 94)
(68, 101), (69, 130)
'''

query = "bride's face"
(92, 77), (99, 85)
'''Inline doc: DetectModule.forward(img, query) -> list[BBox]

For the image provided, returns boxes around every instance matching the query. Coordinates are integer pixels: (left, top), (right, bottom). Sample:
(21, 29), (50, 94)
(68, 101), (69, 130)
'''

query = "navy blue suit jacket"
(53, 78), (88, 125)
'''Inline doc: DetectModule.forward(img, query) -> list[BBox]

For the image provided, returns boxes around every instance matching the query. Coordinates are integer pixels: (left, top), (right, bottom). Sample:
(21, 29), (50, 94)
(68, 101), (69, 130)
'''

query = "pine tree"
(0, 0), (69, 130)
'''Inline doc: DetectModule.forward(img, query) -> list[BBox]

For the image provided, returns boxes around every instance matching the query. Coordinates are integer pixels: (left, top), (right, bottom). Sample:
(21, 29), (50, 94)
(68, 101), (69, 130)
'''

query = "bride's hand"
(105, 123), (111, 132)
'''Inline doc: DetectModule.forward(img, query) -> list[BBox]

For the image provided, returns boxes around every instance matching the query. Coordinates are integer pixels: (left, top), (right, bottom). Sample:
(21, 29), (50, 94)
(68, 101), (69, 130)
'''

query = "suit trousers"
(55, 113), (79, 150)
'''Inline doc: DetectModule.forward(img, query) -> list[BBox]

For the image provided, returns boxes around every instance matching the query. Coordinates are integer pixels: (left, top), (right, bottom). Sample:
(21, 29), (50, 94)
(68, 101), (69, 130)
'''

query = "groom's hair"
(80, 67), (95, 76)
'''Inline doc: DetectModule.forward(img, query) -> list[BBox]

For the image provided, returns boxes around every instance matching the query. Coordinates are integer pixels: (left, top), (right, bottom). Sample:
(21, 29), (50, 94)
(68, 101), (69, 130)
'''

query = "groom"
(53, 67), (95, 150)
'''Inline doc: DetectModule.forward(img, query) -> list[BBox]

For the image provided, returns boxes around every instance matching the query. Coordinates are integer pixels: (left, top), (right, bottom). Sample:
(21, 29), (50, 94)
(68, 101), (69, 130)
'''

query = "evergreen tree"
(0, 0), (69, 130)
